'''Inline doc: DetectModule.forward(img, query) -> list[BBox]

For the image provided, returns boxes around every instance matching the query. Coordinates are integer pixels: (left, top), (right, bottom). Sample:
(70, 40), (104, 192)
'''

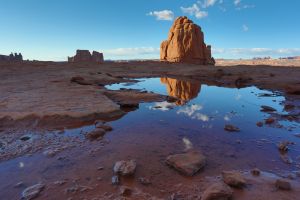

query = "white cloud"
(242, 24), (249, 32)
(149, 101), (175, 111)
(193, 113), (210, 122)
(201, 0), (218, 8)
(224, 115), (231, 121)
(177, 104), (203, 116)
(212, 48), (300, 57)
(101, 47), (159, 57)
(147, 10), (174, 21)
(234, 0), (241, 6)
(181, 4), (208, 19)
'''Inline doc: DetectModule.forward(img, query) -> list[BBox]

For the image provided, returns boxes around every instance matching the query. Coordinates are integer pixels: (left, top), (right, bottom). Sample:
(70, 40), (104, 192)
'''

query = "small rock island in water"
(1, 1), (300, 200)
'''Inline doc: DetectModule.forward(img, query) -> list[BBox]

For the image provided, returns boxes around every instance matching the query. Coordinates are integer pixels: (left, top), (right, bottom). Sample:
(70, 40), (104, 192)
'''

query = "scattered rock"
(160, 16), (214, 65)
(166, 150), (206, 176)
(275, 179), (292, 190)
(202, 181), (233, 200)
(53, 180), (66, 185)
(265, 118), (275, 124)
(14, 182), (24, 188)
(260, 105), (277, 112)
(222, 171), (246, 188)
(251, 168), (261, 176)
(138, 177), (151, 186)
(280, 154), (293, 164)
(113, 160), (136, 176)
(119, 186), (132, 196)
(294, 133), (300, 138)
(96, 124), (113, 131)
(284, 104), (295, 111)
(43, 149), (59, 157)
(278, 141), (294, 152)
(285, 85), (300, 95)
(97, 166), (104, 171)
(85, 128), (106, 140)
(20, 135), (31, 141)
(224, 125), (240, 132)
(256, 122), (263, 127)
(70, 76), (93, 85)
(21, 183), (45, 200)
(111, 175), (120, 185)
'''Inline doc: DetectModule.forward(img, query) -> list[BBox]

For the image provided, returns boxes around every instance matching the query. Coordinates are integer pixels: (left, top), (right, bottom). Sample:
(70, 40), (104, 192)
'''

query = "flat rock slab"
(202, 181), (233, 200)
(166, 151), (206, 176)
(113, 160), (136, 176)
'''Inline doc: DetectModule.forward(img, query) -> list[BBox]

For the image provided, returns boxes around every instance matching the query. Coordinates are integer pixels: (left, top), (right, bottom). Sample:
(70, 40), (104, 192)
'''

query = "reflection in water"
(160, 78), (201, 105)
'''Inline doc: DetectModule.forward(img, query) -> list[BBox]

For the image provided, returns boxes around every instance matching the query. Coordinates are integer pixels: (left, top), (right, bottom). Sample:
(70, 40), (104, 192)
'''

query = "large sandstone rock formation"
(68, 50), (104, 63)
(0, 53), (23, 62)
(160, 77), (201, 105)
(160, 16), (215, 65)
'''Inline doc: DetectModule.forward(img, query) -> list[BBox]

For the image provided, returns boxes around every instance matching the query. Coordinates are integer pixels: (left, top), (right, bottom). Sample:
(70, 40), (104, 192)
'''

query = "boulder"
(21, 183), (45, 200)
(160, 16), (215, 65)
(222, 171), (246, 188)
(68, 50), (104, 63)
(275, 179), (292, 190)
(113, 160), (137, 176)
(202, 181), (233, 200)
(166, 150), (206, 176)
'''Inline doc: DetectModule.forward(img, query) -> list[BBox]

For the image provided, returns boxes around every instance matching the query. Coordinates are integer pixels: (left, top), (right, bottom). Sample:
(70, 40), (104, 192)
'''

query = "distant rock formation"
(161, 77), (201, 105)
(68, 50), (104, 63)
(160, 16), (215, 65)
(0, 53), (23, 62)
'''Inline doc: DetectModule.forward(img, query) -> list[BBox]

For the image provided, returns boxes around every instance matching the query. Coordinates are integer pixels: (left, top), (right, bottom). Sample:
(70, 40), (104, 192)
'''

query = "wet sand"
(1, 60), (300, 199)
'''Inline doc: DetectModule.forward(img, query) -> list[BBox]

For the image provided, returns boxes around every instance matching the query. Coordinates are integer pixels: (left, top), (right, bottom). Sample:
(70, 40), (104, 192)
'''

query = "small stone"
(53, 180), (66, 185)
(260, 105), (276, 112)
(278, 141), (294, 152)
(113, 160), (136, 176)
(280, 154), (293, 164)
(222, 171), (246, 188)
(86, 128), (106, 140)
(275, 179), (292, 190)
(294, 133), (300, 138)
(202, 181), (233, 200)
(21, 183), (45, 200)
(96, 124), (113, 132)
(256, 122), (263, 127)
(14, 182), (24, 188)
(20, 135), (31, 141)
(224, 125), (240, 132)
(251, 168), (261, 176)
(265, 118), (275, 124)
(166, 150), (206, 176)
(119, 186), (132, 196)
(138, 177), (151, 186)
(111, 175), (120, 185)
(97, 166), (104, 171)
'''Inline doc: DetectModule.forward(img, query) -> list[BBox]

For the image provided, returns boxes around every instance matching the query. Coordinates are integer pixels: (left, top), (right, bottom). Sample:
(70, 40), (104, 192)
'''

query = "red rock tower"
(160, 16), (215, 65)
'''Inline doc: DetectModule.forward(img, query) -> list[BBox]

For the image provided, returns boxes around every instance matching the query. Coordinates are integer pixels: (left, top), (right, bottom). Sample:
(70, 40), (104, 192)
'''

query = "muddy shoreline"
(1, 60), (300, 199)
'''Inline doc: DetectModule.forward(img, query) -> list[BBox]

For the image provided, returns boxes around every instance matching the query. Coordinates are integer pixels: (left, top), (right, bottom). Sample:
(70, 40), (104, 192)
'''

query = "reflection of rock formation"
(161, 78), (201, 105)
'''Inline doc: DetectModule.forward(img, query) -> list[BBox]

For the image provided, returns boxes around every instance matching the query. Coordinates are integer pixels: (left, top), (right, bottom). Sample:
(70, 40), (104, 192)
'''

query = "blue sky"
(0, 0), (299, 60)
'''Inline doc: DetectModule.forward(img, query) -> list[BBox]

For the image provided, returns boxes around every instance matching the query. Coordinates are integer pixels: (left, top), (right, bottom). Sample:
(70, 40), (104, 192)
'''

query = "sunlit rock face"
(161, 77), (201, 105)
(160, 16), (215, 65)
